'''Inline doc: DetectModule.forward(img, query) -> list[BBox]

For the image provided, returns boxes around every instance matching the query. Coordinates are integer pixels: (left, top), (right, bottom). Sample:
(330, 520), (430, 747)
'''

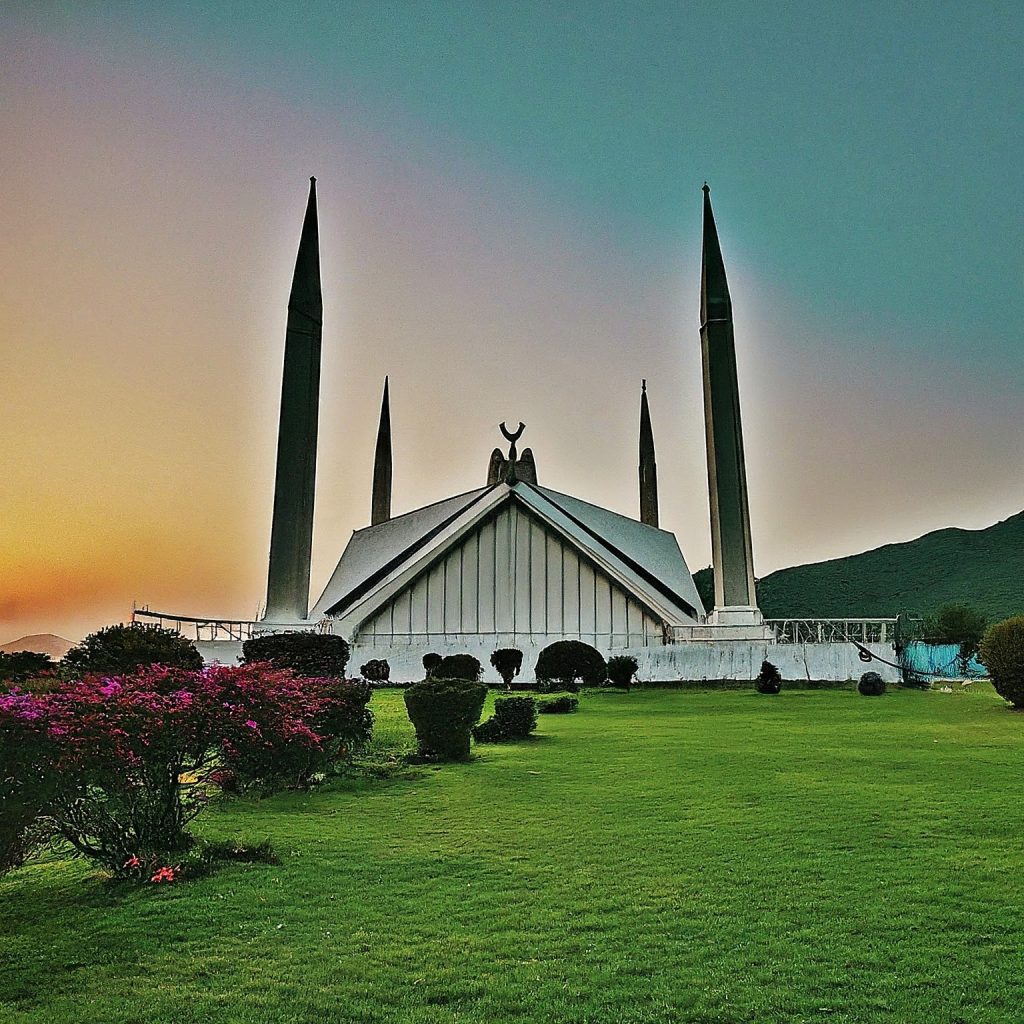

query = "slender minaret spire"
(700, 184), (757, 613)
(370, 376), (392, 526)
(265, 177), (323, 621)
(639, 379), (659, 527)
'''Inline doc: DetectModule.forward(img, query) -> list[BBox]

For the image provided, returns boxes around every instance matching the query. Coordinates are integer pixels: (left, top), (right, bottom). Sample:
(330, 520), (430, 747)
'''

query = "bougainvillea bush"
(0, 664), (373, 880)
(0, 690), (59, 874)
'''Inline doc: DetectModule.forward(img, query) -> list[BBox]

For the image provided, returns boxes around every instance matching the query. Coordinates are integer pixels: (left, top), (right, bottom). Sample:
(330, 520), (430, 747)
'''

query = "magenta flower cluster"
(1, 664), (373, 879)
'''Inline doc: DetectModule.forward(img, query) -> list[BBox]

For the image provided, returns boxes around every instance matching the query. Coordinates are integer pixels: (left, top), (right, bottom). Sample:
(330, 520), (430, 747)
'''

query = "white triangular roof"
(311, 482), (704, 632)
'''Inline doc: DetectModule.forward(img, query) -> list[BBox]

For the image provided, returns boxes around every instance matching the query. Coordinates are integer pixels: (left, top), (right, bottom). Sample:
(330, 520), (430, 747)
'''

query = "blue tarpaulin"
(902, 642), (986, 678)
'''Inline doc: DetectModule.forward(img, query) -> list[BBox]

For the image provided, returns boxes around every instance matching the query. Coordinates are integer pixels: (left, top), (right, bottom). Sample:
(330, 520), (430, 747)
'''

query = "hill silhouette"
(0, 633), (74, 660)
(694, 510), (1024, 622)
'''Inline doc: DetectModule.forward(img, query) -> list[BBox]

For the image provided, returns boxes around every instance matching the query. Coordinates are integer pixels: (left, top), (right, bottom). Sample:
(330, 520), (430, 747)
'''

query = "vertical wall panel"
(597, 576), (613, 640)
(444, 548), (461, 633)
(563, 548), (580, 634)
(426, 562), (445, 634)
(514, 506), (532, 634)
(530, 520), (547, 633)
(494, 507), (513, 632)
(611, 589), (627, 645)
(579, 561), (596, 639)
(461, 532), (479, 633)
(546, 535), (563, 633)
(477, 517), (496, 632)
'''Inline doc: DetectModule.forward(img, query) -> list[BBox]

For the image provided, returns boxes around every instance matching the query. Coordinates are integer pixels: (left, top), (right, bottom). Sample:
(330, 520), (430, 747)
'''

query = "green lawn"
(2, 685), (1023, 1023)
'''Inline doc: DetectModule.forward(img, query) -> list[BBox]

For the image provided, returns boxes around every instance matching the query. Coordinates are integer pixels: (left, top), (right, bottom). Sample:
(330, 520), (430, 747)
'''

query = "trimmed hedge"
(537, 695), (579, 714)
(62, 623), (202, 676)
(607, 655), (638, 690)
(434, 654), (482, 682)
(473, 697), (537, 743)
(979, 616), (1024, 707)
(360, 659), (390, 683)
(422, 653), (442, 678)
(242, 631), (350, 679)
(490, 648), (523, 689)
(858, 671), (886, 696)
(535, 641), (607, 692)
(404, 678), (487, 760)
(755, 660), (782, 695)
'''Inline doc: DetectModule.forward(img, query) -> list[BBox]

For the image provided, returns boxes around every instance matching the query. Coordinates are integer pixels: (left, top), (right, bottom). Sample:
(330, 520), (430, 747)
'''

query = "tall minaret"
(370, 376), (392, 526)
(700, 184), (758, 617)
(265, 178), (323, 621)
(638, 379), (659, 528)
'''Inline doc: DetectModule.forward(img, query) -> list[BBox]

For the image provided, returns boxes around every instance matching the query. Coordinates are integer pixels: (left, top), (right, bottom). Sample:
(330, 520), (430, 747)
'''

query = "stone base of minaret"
(703, 605), (775, 640)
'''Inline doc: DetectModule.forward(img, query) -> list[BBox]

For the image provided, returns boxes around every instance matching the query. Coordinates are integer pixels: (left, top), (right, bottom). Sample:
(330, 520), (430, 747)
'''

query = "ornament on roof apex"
(486, 421), (538, 486)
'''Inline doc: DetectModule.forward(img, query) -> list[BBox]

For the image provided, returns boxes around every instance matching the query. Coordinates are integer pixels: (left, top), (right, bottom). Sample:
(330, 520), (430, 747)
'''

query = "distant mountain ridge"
(695, 510), (1024, 622)
(0, 633), (74, 660)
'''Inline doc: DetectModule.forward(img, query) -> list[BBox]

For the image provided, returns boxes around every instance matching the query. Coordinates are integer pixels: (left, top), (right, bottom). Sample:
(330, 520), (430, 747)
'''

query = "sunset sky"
(2, 2), (1022, 644)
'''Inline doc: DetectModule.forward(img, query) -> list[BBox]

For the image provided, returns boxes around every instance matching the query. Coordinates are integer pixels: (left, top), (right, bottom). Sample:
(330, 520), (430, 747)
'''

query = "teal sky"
(2, 1), (1022, 640)
(67, 0), (1024, 348)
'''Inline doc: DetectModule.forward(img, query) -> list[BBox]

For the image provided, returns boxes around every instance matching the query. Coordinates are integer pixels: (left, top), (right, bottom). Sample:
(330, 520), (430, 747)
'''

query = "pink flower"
(124, 855), (141, 869)
(244, 720), (259, 730)
(150, 865), (177, 883)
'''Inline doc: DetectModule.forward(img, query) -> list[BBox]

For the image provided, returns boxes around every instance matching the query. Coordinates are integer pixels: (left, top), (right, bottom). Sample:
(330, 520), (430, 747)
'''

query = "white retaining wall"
(197, 638), (900, 684)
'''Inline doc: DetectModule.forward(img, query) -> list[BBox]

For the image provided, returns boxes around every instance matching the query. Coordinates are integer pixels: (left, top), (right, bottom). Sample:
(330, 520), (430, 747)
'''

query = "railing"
(131, 606), (260, 643)
(765, 618), (896, 645)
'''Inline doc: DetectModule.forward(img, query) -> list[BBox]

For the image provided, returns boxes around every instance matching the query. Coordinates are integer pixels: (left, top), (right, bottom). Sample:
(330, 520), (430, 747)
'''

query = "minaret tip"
(702, 181), (710, 194)
(310, 175), (317, 183)
(642, 378), (647, 393)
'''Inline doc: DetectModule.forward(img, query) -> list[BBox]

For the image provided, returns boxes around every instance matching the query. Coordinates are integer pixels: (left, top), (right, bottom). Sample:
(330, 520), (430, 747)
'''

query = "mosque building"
(135, 179), (898, 683)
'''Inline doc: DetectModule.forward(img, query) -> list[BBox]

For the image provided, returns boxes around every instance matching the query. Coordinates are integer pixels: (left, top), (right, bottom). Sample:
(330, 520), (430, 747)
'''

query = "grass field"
(2, 685), (1023, 1023)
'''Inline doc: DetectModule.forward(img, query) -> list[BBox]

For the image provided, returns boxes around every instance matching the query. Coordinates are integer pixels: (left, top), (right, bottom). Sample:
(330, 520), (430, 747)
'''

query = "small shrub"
(404, 678), (487, 760)
(537, 695), (579, 714)
(242, 631), (350, 678)
(360, 659), (391, 683)
(607, 655), (638, 691)
(490, 648), (523, 689)
(755, 660), (782, 695)
(858, 671), (886, 696)
(535, 641), (607, 692)
(979, 616), (1024, 707)
(422, 653), (442, 679)
(434, 654), (482, 682)
(0, 651), (54, 684)
(62, 623), (202, 677)
(473, 696), (537, 743)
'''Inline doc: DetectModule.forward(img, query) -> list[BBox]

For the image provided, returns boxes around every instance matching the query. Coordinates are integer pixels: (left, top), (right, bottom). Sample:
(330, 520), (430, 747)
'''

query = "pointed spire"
(700, 182), (732, 328)
(371, 376), (392, 526)
(698, 184), (758, 613)
(639, 379), (659, 528)
(265, 177), (323, 621)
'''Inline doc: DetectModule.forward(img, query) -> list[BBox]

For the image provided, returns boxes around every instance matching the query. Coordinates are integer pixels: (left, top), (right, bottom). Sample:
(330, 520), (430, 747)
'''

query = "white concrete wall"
(346, 639), (901, 684)
(196, 637), (899, 684)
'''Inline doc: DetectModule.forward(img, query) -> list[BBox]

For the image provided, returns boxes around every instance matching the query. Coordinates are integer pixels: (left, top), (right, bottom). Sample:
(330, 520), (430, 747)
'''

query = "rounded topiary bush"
(979, 616), (1024, 707)
(62, 623), (203, 677)
(755, 660), (782, 695)
(490, 648), (523, 689)
(242, 631), (350, 679)
(422, 653), (442, 679)
(434, 654), (482, 682)
(606, 655), (638, 690)
(537, 695), (579, 714)
(535, 641), (607, 692)
(858, 671), (886, 696)
(360, 659), (390, 683)
(473, 696), (537, 743)
(404, 678), (487, 760)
